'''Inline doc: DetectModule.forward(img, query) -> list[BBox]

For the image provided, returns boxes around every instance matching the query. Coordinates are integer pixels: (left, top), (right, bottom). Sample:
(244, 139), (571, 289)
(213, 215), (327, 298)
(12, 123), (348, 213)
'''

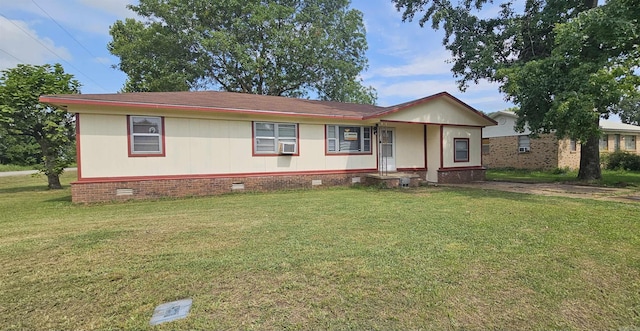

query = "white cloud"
(0, 0), (136, 37)
(368, 77), (511, 111)
(378, 79), (459, 98)
(0, 18), (71, 71)
(370, 51), (453, 78)
(78, 0), (135, 19)
(94, 57), (113, 65)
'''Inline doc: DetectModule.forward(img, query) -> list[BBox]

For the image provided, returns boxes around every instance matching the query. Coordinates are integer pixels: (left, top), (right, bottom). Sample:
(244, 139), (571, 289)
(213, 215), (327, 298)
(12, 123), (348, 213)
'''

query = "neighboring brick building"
(483, 111), (640, 170)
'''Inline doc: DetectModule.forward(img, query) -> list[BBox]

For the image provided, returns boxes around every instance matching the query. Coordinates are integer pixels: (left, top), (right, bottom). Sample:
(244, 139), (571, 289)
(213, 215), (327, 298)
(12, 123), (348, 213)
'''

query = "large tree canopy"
(613, 96), (640, 126)
(0, 64), (80, 189)
(394, 0), (639, 180)
(109, 0), (376, 104)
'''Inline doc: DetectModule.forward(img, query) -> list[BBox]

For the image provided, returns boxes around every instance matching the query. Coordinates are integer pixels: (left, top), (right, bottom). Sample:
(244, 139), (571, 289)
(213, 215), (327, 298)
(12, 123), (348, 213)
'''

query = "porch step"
(364, 172), (422, 188)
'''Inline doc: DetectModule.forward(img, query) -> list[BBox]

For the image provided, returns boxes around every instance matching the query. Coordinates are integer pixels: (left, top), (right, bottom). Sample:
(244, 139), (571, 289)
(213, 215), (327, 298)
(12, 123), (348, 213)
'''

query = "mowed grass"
(487, 168), (640, 188)
(0, 164), (35, 172)
(1, 173), (639, 330)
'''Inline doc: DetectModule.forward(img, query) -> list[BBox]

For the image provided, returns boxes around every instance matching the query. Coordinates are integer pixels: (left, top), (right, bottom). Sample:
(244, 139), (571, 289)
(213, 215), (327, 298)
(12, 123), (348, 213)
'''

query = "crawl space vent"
(116, 188), (134, 196)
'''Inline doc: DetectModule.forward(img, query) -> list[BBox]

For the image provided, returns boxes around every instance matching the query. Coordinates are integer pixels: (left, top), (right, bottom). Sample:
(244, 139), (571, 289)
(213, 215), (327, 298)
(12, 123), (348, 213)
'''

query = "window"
(570, 139), (577, 152)
(625, 135), (636, 150)
(253, 122), (298, 155)
(482, 138), (490, 155)
(454, 138), (469, 162)
(614, 134), (621, 151)
(518, 135), (530, 152)
(600, 135), (609, 151)
(326, 125), (371, 154)
(128, 116), (164, 156)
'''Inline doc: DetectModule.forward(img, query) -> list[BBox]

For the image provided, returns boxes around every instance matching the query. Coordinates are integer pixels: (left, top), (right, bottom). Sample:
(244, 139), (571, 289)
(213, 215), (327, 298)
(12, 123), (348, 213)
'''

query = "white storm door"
(380, 127), (396, 172)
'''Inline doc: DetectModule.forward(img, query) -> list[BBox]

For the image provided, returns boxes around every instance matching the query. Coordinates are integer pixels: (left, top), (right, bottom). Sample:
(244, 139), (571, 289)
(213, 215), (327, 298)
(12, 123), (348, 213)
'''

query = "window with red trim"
(326, 125), (372, 154)
(454, 138), (469, 162)
(253, 122), (298, 155)
(128, 115), (164, 156)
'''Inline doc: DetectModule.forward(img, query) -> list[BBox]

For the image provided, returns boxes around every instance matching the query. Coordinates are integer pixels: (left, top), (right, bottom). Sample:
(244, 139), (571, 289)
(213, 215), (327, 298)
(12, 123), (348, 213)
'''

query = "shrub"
(604, 151), (640, 171)
(551, 167), (571, 175)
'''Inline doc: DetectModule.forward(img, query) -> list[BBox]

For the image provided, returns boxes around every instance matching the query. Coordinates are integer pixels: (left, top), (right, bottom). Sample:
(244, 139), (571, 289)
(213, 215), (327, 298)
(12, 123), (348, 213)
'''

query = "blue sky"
(0, 0), (513, 112)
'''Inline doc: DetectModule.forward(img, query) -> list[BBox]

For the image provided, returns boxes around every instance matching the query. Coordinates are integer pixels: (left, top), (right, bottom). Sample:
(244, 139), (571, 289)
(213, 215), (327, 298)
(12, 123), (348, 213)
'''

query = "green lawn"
(0, 164), (35, 172)
(487, 168), (640, 188)
(1, 172), (639, 330)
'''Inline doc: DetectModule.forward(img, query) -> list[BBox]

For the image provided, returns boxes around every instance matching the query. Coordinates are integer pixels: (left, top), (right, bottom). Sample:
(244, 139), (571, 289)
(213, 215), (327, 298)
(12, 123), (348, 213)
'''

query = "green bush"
(551, 167), (571, 175)
(604, 151), (640, 171)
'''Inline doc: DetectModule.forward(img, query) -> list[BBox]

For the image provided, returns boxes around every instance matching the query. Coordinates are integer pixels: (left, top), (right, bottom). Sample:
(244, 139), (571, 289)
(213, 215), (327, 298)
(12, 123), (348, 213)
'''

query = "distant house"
(40, 91), (496, 203)
(482, 110), (640, 170)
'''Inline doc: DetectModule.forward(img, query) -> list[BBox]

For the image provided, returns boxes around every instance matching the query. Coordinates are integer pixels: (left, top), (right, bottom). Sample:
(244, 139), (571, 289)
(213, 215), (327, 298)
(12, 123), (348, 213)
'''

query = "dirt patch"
(443, 181), (640, 203)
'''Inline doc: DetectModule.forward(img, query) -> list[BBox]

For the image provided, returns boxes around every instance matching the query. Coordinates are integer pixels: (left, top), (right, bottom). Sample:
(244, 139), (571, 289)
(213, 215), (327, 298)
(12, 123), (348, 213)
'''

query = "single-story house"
(482, 110), (640, 170)
(40, 91), (496, 203)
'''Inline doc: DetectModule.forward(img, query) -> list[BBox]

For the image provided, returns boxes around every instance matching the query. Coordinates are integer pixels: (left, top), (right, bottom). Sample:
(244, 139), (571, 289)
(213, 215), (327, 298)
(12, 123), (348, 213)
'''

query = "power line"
(0, 12), (110, 92)
(31, 0), (112, 70)
(0, 47), (27, 64)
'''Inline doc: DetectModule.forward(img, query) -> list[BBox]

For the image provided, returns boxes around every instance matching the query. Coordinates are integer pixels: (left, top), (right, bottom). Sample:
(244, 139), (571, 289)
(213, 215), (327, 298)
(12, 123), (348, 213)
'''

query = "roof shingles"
(40, 90), (385, 119)
(40, 90), (496, 124)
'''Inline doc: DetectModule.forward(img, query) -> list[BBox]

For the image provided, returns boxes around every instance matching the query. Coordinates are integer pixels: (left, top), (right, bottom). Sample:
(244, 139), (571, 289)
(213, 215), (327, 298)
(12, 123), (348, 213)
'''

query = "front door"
(380, 127), (396, 172)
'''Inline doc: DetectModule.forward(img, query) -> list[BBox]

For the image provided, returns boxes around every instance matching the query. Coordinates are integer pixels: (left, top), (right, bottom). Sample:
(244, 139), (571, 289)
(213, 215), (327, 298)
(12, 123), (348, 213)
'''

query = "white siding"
(79, 114), (377, 178)
(442, 126), (482, 168)
(426, 125), (441, 182)
(394, 123), (425, 169)
(482, 113), (531, 138)
(381, 97), (493, 126)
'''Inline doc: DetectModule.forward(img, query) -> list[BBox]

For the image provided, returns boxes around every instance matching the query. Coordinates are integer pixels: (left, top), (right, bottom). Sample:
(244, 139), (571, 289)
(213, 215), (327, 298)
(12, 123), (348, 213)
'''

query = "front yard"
(1, 172), (639, 330)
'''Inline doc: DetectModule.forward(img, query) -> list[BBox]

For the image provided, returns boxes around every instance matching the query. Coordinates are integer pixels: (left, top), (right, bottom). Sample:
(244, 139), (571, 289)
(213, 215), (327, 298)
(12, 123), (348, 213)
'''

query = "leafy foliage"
(394, 0), (640, 180)
(602, 151), (640, 171)
(0, 126), (41, 166)
(108, 0), (376, 104)
(0, 64), (80, 188)
(613, 96), (640, 126)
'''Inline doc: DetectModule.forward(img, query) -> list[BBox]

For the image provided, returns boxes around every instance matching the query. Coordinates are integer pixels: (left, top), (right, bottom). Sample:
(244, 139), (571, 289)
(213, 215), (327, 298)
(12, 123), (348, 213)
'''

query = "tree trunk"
(47, 172), (62, 189)
(584, 0), (598, 9)
(38, 139), (63, 189)
(578, 134), (602, 181)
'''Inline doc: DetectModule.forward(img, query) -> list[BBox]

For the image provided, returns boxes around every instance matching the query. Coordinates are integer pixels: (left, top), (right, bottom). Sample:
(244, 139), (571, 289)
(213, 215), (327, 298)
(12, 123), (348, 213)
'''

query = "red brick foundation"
(71, 172), (374, 203)
(437, 168), (486, 184)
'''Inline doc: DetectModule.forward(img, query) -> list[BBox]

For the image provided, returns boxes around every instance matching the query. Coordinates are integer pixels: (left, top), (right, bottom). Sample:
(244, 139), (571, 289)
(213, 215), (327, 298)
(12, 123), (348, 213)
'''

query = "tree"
(0, 64), (81, 189)
(614, 96), (640, 126)
(0, 127), (42, 166)
(108, 0), (376, 104)
(394, 0), (639, 180)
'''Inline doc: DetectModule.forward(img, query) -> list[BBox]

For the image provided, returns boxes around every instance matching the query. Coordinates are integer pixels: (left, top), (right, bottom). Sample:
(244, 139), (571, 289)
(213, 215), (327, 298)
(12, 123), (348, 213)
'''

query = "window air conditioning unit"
(279, 142), (296, 154)
(518, 147), (530, 153)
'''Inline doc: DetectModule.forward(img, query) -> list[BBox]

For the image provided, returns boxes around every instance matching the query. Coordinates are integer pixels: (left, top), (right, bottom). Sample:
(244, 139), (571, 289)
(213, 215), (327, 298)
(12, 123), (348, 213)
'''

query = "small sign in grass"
(149, 298), (192, 326)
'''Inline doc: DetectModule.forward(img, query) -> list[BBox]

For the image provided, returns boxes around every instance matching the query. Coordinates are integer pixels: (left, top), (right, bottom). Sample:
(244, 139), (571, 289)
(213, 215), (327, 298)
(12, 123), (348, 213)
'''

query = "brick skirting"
(437, 168), (486, 184)
(71, 172), (374, 203)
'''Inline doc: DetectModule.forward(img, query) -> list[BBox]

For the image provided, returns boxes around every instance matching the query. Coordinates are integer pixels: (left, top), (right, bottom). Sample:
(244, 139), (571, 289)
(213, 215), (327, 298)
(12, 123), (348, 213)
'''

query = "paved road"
(0, 168), (77, 177)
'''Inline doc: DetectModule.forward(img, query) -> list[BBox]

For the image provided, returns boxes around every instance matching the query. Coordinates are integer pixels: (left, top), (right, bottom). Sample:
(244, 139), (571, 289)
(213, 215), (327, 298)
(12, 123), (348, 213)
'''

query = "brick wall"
(483, 134), (559, 170)
(438, 168), (486, 183)
(557, 138), (581, 169)
(72, 172), (374, 203)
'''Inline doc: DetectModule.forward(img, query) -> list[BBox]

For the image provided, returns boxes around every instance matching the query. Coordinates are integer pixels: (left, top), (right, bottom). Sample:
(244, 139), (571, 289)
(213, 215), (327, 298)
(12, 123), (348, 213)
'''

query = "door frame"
(378, 127), (396, 173)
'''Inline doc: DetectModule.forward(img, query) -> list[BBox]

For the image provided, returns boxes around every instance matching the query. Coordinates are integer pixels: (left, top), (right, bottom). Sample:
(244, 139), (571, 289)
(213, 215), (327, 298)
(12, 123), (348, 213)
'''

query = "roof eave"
(38, 96), (367, 121)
